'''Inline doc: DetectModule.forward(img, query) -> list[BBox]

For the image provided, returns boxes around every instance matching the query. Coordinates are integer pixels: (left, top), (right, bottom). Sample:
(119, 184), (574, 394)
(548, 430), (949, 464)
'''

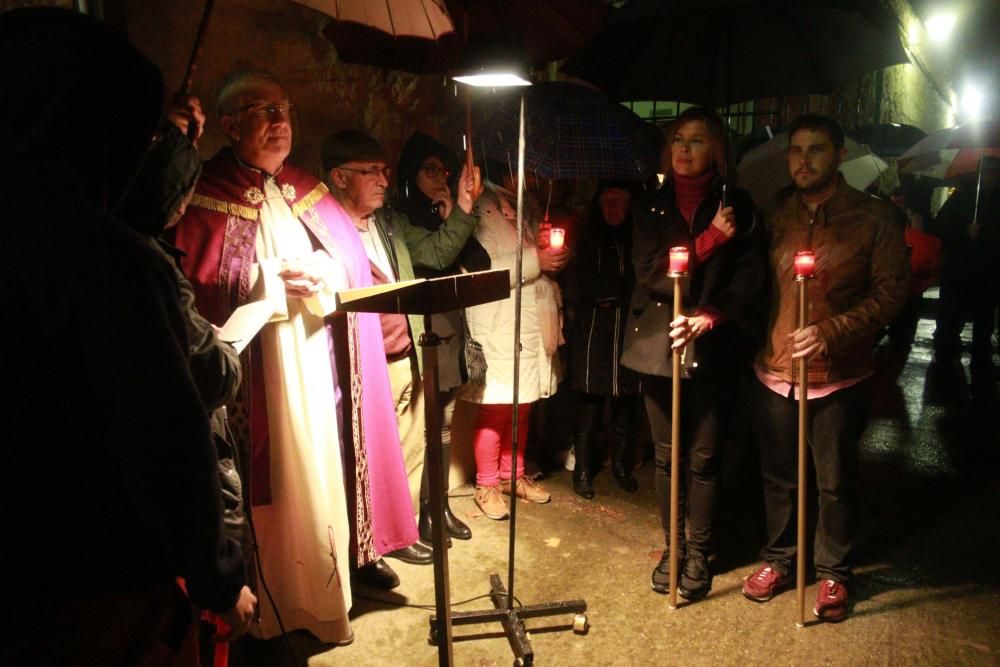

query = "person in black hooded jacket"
(0, 9), (253, 664)
(391, 132), (491, 543)
(621, 107), (769, 602)
(118, 105), (256, 657)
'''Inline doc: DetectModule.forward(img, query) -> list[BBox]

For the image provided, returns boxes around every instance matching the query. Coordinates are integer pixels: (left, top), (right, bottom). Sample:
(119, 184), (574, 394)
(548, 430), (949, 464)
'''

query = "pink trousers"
(473, 403), (532, 487)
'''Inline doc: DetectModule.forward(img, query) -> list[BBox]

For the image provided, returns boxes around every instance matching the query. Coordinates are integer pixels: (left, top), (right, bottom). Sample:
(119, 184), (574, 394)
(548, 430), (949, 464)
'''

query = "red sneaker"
(813, 579), (848, 622)
(742, 564), (791, 602)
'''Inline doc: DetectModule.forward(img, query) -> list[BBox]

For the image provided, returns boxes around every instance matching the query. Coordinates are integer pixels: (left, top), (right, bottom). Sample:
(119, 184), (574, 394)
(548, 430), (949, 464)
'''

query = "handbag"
(460, 311), (488, 386)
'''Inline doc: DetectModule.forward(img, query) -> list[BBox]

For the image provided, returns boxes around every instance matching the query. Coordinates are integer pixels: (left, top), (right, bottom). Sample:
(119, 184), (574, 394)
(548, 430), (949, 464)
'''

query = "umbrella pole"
(722, 17), (733, 208)
(795, 275), (809, 628)
(441, 92), (587, 664)
(465, 89), (475, 176)
(669, 275), (683, 610)
(177, 0), (216, 141)
(973, 154), (984, 225)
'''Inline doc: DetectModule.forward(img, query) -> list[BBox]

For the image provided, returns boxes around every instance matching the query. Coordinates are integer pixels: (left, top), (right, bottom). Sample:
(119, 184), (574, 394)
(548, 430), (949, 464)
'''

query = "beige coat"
(460, 187), (562, 405)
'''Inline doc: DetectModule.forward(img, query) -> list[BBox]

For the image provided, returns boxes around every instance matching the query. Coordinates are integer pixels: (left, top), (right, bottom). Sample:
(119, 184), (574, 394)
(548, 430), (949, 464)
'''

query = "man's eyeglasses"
(232, 102), (296, 120)
(420, 164), (450, 179)
(338, 166), (391, 180)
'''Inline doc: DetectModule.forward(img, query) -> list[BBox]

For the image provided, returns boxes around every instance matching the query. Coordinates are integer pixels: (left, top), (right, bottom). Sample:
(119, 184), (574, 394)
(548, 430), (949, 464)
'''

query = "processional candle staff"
(793, 249), (815, 628)
(667, 245), (689, 610)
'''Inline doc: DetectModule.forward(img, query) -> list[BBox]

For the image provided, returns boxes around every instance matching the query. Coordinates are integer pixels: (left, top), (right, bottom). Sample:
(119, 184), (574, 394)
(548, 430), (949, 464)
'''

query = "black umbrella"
(466, 81), (664, 181)
(849, 122), (927, 158)
(561, 0), (909, 106)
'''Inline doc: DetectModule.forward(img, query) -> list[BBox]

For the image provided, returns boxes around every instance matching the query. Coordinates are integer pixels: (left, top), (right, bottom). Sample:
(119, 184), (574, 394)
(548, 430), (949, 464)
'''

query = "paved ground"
(234, 298), (1000, 666)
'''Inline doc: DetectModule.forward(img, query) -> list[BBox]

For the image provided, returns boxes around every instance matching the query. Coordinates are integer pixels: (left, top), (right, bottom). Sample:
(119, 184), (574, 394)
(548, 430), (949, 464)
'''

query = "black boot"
(444, 503), (472, 540)
(571, 430), (595, 499)
(611, 397), (638, 493)
(418, 499), (459, 546)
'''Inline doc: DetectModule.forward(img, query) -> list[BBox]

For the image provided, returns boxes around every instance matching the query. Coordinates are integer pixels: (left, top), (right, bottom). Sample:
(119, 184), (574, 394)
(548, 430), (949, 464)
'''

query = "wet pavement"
(235, 295), (999, 666)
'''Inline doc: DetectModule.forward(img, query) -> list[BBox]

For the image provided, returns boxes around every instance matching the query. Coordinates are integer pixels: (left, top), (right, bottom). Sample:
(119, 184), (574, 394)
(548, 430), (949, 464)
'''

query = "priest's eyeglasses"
(233, 102), (297, 120)
(338, 166), (391, 180)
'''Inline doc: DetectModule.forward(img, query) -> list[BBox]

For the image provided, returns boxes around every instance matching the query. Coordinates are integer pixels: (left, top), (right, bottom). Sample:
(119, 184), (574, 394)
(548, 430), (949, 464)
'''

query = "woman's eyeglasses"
(420, 164), (450, 179)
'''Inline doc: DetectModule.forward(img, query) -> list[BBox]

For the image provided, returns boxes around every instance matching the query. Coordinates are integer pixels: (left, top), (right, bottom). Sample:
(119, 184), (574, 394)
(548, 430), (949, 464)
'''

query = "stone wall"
(122, 0), (457, 180)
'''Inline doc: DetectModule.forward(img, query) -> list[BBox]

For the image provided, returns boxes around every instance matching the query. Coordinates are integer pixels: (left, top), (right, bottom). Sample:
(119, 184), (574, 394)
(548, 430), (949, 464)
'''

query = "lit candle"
(794, 250), (816, 279)
(668, 246), (689, 275)
(549, 226), (565, 250)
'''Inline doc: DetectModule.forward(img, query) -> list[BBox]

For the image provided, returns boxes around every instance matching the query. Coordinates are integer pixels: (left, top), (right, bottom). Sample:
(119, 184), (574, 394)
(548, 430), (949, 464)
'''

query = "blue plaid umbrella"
(470, 82), (664, 181)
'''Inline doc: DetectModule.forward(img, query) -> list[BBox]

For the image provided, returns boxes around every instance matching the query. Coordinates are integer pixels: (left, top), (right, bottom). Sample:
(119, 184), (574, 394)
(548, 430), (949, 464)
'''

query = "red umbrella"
(897, 120), (1000, 180)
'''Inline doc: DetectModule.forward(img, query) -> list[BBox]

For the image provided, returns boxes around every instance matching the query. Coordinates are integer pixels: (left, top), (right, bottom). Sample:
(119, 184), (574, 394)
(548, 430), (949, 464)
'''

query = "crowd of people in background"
(3, 7), (997, 664)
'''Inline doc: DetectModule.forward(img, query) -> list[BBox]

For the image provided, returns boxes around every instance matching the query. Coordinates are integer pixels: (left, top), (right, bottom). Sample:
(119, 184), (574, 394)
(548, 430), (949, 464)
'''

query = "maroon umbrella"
(304, 0), (457, 72)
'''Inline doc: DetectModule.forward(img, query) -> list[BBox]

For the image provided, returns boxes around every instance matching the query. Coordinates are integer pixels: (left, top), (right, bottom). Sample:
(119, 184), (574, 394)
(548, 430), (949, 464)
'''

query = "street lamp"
(925, 14), (956, 42)
(962, 83), (984, 121)
(451, 70), (531, 87)
(434, 56), (587, 667)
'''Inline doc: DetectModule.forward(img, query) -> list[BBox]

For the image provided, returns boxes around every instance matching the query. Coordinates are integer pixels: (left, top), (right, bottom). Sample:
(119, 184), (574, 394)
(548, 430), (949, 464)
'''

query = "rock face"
(124, 0), (453, 178)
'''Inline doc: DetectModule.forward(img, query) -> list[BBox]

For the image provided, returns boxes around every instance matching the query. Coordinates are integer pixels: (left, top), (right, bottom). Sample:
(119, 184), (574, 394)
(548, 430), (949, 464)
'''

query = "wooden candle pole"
(793, 250), (815, 628)
(667, 247), (689, 610)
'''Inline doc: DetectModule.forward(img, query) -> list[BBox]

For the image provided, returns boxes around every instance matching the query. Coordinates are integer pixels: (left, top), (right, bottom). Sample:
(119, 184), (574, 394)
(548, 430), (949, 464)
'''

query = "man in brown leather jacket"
(741, 115), (908, 622)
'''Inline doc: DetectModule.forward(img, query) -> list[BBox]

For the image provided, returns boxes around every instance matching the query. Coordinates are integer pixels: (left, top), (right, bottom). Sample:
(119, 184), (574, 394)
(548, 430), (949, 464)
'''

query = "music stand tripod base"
(430, 573), (587, 666)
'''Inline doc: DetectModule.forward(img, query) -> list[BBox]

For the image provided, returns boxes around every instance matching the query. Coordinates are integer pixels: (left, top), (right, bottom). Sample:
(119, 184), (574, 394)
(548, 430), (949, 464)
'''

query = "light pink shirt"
(754, 365), (871, 401)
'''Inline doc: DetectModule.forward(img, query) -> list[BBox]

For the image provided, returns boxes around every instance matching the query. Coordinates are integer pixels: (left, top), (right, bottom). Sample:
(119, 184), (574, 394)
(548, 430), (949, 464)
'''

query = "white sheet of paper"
(218, 300), (275, 354)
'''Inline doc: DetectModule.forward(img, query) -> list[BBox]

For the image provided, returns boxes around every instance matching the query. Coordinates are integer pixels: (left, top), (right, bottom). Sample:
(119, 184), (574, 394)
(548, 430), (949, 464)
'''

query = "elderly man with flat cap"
(172, 70), (418, 646)
(323, 130), (481, 565)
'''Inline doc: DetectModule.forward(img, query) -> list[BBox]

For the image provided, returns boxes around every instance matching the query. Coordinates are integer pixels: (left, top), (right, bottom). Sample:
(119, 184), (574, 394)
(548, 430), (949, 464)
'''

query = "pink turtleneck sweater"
(672, 170), (731, 329)
(673, 170), (731, 262)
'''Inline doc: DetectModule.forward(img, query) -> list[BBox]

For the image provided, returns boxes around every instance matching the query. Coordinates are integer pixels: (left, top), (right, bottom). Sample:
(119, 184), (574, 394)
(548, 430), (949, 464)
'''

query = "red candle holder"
(668, 246), (689, 276)
(794, 250), (815, 280)
(549, 227), (566, 250)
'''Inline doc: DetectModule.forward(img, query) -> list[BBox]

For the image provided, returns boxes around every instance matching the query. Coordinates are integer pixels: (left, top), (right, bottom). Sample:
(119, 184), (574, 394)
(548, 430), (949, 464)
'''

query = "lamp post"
(437, 64), (587, 667)
(667, 245), (689, 610)
(793, 249), (815, 628)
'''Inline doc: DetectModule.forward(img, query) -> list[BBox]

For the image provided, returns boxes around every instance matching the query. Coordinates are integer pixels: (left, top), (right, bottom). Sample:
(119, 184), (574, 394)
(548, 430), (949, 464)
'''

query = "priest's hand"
(279, 257), (324, 298)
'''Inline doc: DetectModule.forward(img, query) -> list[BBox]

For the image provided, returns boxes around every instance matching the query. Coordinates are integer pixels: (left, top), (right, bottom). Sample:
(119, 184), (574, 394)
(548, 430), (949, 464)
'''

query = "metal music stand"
(336, 268), (587, 666)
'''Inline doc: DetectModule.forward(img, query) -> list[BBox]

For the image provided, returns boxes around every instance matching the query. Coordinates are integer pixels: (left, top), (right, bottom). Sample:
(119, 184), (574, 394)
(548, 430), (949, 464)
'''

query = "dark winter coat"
(621, 179), (769, 380)
(568, 217), (640, 396)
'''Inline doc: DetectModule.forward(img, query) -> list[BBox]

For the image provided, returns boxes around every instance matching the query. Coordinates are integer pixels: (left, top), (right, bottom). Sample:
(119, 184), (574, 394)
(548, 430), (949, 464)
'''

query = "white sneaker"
(563, 449), (576, 472)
